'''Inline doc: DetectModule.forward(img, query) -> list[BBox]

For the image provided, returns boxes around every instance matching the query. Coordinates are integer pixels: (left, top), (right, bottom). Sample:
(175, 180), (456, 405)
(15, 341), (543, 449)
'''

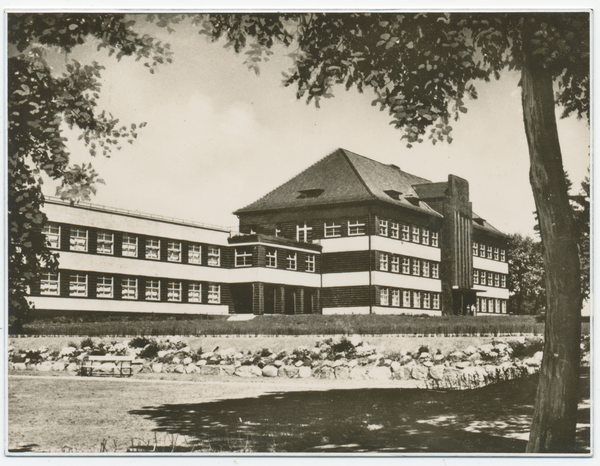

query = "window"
(488, 298), (495, 313)
(348, 220), (366, 236)
(145, 280), (160, 301)
(480, 271), (486, 285)
(413, 291), (421, 308)
(235, 248), (252, 267)
(494, 273), (500, 287)
(69, 273), (87, 297)
(390, 222), (399, 239)
(473, 269), (479, 285)
(208, 246), (220, 266)
(145, 238), (160, 260)
(501, 275), (507, 288)
(97, 231), (114, 255)
(379, 219), (388, 236)
(188, 244), (202, 264)
(379, 252), (389, 271)
(411, 226), (420, 243)
(403, 290), (411, 307)
(324, 222), (341, 237)
(480, 243), (486, 257)
(473, 242), (479, 256)
(402, 224), (410, 240)
(500, 249), (506, 262)
(402, 257), (411, 274)
(168, 242), (182, 262)
(208, 284), (220, 303)
(431, 231), (439, 247)
(306, 254), (316, 273)
(411, 258), (420, 276)
(122, 278), (138, 300)
(96, 276), (113, 298)
(42, 223), (61, 249)
(423, 292), (431, 309)
(296, 223), (312, 242)
(501, 300), (507, 314)
(487, 272), (494, 287)
(392, 289), (400, 306)
(496, 298), (502, 314)
(422, 228), (430, 245)
(433, 293), (440, 309)
(493, 247), (499, 261)
(266, 249), (277, 268)
(122, 234), (138, 257)
(481, 297), (487, 313)
(391, 256), (400, 273)
(188, 283), (202, 303)
(286, 253), (297, 270)
(422, 261), (430, 278)
(69, 227), (88, 252)
(380, 288), (389, 306)
(40, 271), (60, 296)
(487, 245), (493, 259)
(167, 281), (182, 302)
(431, 263), (439, 279)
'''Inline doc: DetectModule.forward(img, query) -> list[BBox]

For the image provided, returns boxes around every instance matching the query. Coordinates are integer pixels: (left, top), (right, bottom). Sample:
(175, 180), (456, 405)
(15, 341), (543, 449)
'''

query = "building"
(29, 148), (509, 317)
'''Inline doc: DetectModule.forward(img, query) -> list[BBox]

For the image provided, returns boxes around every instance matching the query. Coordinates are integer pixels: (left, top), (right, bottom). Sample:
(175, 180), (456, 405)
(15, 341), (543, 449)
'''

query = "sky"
(35, 13), (590, 237)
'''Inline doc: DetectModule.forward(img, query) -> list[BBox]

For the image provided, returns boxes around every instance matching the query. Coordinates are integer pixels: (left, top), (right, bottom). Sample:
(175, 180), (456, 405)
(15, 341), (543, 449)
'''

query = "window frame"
(266, 249), (277, 268)
(501, 275), (507, 288)
(122, 234), (138, 258)
(296, 222), (313, 242)
(422, 228), (430, 245)
(473, 269), (479, 285)
(145, 279), (160, 301)
(69, 227), (88, 252)
(431, 231), (439, 247)
(390, 222), (400, 239)
(324, 222), (341, 238)
(188, 244), (202, 264)
(286, 252), (297, 270)
(379, 252), (389, 271)
(411, 258), (420, 276)
(167, 241), (182, 262)
(96, 275), (114, 298)
(145, 238), (161, 260)
(208, 246), (220, 266)
(431, 263), (439, 279)
(122, 278), (138, 300)
(402, 257), (411, 274)
(402, 290), (411, 307)
(473, 241), (479, 256)
(413, 290), (421, 308)
(493, 247), (499, 261)
(391, 255), (400, 273)
(500, 249), (506, 262)
(305, 254), (316, 273)
(411, 226), (420, 243)
(392, 289), (400, 306)
(40, 271), (60, 296)
(96, 231), (114, 255)
(423, 292), (431, 309)
(432, 293), (440, 309)
(167, 281), (182, 302)
(380, 288), (389, 306)
(401, 224), (410, 240)
(235, 248), (253, 267)
(188, 283), (202, 303)
(69, 273), (88, 297)
(348, 220), (366, 236)
(480, 243), (486, 256)
(42, 223), (61, 249)
(379, 219), (388, 236)
(208, 284), (220, 304)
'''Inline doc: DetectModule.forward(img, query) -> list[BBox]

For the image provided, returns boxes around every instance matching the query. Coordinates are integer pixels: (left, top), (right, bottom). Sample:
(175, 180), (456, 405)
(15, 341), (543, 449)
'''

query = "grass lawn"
(8, 368), (590, 454)
(17, 313), (570, 337)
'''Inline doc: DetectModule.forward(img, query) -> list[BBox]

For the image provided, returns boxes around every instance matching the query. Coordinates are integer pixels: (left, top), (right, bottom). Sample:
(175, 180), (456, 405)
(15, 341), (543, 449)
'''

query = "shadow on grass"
(129, 370), (590, 453)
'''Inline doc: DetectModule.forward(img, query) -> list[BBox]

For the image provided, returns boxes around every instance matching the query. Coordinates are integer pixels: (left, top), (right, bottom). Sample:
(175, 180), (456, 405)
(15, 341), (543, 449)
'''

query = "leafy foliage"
(7, 13), (171, 329)
(507, 234), (546, 315)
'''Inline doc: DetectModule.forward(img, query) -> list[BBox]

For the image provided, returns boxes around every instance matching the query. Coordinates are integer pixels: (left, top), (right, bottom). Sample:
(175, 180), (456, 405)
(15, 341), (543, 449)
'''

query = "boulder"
(172, 357), (181, 365)
(37, 362), (53, 372)
(151, 363), (163, 373)
(422, 361), (433, 367)
(183, 357), (193, 365)
(368, 366), (391, 380)
(316, 366), (335, 379)
(349, 366), (368, 380)
(52, 362), (67, 371)
(173, 364), (185, 374)
(464, 346), (477, 356)
(429, 365), (445, 380)
(447, 351), (465, 362)
(348, 360), (358, 368)
(200, 365), (221, 376)
(455, 362), (470, 369)
(274, 360), (284, 368)
(390, 361), (401, 373)
(13, 363), (27, 371)
(279, 366), (299, 378)
(334, 366), (350, 379)
(220, 365), (236, 376)
(262, 366), (278, 377)
(410, 365), (428, 380)
(66, 362), (79, 373)
(235, 365), (262, 378)
(298, 367), (312, 378)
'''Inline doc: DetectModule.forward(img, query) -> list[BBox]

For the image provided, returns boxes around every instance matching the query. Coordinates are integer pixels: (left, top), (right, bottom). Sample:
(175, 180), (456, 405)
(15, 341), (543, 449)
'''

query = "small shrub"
(331, 336), (355, 356)
(129, 336), (153, 349)
(417, 345), (429, 354)
(139, 343), (160, 360)
(80, 336), (95, 350)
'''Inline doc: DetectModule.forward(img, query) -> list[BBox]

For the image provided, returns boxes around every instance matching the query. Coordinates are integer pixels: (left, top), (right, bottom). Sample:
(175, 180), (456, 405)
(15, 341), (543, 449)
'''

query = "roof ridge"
(233, 148), (344, 214)
(339, 148), (379, 201)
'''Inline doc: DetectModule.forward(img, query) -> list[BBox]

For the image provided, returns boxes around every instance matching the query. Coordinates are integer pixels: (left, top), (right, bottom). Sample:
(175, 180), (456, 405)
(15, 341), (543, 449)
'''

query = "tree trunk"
(520, 43), (582, 452)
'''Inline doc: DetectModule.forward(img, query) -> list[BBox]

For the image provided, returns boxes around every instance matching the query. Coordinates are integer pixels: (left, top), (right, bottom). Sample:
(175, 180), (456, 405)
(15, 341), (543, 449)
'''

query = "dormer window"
(297, 189), (324, 199)
(384, 190), (402, 200)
